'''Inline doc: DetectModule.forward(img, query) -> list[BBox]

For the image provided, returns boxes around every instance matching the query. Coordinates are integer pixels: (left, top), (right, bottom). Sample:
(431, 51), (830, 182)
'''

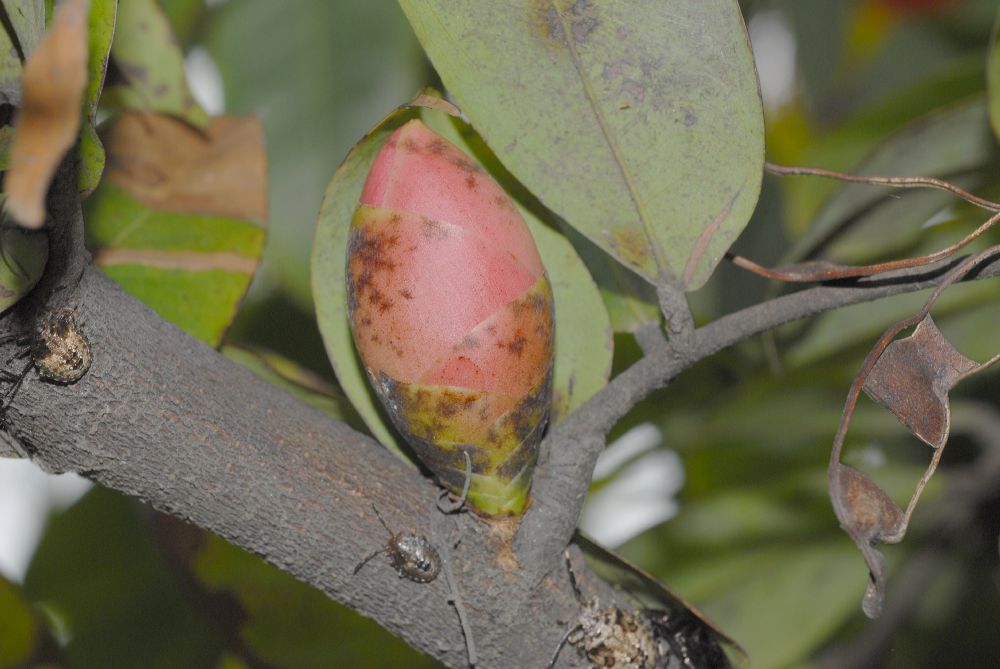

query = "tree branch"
(9, 168), (1000, 667)
(517, 254), (1000, 582)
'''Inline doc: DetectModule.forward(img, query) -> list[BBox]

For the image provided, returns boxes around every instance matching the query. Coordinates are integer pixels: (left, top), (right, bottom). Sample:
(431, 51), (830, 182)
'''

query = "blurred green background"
(3, 0), (1000, 667)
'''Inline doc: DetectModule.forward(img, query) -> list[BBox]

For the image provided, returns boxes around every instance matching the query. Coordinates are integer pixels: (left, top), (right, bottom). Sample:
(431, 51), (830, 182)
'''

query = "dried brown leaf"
(102, 111), (267, 222)
(863, 315), (986, 448)
(833, 464), (905, 545)
(3, 0), (90, 228)
(830, 463), (904, 618)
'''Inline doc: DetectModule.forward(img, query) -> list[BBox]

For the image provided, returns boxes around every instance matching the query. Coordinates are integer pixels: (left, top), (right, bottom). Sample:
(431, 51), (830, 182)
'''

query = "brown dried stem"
(764, 161), (1000, 213)
(727, 209), (1000, 282)
(827, 245), (1000, 618)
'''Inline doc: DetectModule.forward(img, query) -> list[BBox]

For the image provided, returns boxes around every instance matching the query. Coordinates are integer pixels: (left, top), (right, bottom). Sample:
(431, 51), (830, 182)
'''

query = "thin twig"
(764, 161), (1000, 212)
(727, 209), (1000, 282)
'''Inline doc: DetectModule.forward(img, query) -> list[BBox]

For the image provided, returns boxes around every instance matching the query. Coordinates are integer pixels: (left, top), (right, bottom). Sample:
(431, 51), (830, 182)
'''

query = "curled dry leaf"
(3, 0), (89, 228)
(829, 246), (1000, 618)
(830, 464), (904, 618)
(863, 315), (987, 449)
(101, 111), (267, 222)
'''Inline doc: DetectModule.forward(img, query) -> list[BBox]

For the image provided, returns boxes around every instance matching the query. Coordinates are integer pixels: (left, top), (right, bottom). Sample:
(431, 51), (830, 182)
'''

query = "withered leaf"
(101, 111), (267, 222)
(832, 463), (905, 545)
(3, 0), (89, 228)
(863, 315), (987, 449)
(830, 463), (904, 619)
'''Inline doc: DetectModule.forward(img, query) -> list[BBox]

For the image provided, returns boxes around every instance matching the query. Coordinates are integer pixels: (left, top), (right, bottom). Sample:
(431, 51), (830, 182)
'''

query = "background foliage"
(2, 0), (1000, 667)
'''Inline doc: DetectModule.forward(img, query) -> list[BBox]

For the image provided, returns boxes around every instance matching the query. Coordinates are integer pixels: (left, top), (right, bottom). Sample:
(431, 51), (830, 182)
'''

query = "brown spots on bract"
(434, 388), (479, 418)
(428, 138), (448, 156)
(420, 217), (449, 241)
(399, 288), (414, 300)
(492, 194), (516, 211)
(348, 223), (400, 316)
(464, 174), (478, 191)
(500, 331), (528, 357)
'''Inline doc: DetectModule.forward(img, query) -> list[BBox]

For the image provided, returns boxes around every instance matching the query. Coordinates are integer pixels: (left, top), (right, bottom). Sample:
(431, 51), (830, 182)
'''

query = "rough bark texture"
(3, 166), (998, 667)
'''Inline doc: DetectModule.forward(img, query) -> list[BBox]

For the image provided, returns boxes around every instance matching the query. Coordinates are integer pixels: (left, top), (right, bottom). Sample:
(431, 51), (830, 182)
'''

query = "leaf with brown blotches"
(3, 0), (89, 228)
(101, 111), (266, 222)
(107, 0), (207, 127)
(863, 315), (993, 449)
(84, 110), (267, 345)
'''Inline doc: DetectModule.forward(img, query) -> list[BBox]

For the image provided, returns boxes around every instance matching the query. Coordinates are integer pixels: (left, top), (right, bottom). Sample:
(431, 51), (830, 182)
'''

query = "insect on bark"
(0, 307), (92, 412)
(353, 504), (441, 583)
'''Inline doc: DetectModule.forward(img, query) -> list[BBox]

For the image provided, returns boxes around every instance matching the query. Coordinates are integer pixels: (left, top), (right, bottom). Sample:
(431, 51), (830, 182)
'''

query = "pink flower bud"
(347, 119), (554, 516)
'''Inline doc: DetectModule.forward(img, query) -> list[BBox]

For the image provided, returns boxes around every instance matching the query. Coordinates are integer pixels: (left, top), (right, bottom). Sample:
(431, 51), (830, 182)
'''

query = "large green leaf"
(313, 95), (612, 458)
(399, 0), (764, 290)
(84, 112), (267, 347)
(85, 179), (265, 346)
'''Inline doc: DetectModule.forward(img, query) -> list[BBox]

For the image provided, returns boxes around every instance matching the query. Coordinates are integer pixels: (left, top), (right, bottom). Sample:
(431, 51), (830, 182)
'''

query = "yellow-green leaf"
(399, 0), (764, 290)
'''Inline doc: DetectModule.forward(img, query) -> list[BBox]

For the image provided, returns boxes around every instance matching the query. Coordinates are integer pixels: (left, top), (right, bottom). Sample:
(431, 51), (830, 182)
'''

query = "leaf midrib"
(549, 0), (670, 277)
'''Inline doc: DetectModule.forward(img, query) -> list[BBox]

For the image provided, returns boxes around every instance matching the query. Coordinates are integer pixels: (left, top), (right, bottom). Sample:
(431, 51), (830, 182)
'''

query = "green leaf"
(781, 56), (986, 237)
(108, 0), (208, 126)
(2, 0), (44, 57)
(786, 97), (997, 261)
(23, 487), (223, 669)
(84, 179), (265, 346)
(0, 2), (27, 105)
(0, 226), (47, 315)
(0, 574), (40, 669)
(989, 7), (1000, 140)
(565, 225), (659, 332)
(313, 94), (613, 457)
(78, 0), (117, 194)
(191, 533), (440, 669)
(399, 0), (764, 290)
(0, 125), (14, 169)
(666, 542), (868, 669)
